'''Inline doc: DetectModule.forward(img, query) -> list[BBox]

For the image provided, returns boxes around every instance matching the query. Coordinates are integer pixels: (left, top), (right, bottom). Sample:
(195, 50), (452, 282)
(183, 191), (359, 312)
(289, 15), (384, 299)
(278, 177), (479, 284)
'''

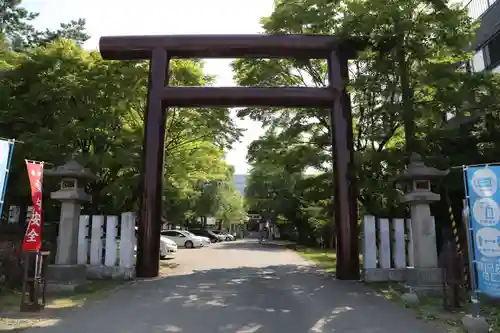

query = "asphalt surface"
(24, 239), (445, 333)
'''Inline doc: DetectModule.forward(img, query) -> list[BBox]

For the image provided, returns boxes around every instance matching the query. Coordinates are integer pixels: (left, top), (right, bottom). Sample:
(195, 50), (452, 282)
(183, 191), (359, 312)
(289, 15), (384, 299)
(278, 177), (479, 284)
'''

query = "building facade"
(467, 0), (500, 73)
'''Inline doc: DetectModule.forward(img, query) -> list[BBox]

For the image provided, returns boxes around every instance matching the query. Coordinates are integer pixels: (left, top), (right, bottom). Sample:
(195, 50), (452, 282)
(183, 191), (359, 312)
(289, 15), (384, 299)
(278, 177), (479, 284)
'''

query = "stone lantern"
(397, 153), (449, 292)
(45, 154), (96, 290)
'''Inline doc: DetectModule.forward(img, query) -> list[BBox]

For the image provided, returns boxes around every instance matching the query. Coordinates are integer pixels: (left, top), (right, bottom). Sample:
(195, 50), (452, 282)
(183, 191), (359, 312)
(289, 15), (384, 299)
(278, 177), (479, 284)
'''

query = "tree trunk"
(90, 183), (105, 215)
(395, 24), (416, 159)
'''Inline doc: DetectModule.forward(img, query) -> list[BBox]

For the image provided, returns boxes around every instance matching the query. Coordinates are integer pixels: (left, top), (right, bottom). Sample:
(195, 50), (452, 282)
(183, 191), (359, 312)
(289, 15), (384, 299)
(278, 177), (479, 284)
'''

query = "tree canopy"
(239, 0), (500, 245)
(0, 0), (247, 230)
(4, 0), (500, 247)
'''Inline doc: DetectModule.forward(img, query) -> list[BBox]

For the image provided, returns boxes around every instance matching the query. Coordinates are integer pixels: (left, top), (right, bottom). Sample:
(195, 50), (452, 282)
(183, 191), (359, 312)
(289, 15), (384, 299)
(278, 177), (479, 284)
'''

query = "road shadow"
(16, 264), (444, 333)
(212, 240), (289, 252)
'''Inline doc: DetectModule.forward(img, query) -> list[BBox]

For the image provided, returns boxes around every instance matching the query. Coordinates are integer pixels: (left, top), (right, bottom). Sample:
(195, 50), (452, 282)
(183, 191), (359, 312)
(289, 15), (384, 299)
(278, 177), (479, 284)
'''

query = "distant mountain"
(233, 174), (246, 197)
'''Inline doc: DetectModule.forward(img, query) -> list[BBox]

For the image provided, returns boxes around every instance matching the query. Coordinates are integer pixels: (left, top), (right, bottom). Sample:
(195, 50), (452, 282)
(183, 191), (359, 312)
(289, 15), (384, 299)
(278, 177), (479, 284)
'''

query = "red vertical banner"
(22, 161), (44, 252)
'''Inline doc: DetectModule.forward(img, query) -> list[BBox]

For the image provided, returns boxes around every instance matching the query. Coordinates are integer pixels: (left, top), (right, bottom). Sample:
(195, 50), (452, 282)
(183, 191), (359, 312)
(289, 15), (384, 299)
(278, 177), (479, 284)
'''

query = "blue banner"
(0, 139), (14, 219)
(465, 166), (500, 297)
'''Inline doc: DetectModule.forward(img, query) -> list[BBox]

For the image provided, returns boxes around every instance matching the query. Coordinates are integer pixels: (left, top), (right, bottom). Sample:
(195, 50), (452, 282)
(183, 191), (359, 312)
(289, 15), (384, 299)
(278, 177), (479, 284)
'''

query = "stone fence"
(362, 215), (433, 282)
(76, 212), (136, 279)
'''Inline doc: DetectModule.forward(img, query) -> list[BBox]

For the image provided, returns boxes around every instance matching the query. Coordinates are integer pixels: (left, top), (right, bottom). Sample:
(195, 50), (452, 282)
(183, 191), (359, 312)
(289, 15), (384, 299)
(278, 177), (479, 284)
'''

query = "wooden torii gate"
(99, 34), (362, 280)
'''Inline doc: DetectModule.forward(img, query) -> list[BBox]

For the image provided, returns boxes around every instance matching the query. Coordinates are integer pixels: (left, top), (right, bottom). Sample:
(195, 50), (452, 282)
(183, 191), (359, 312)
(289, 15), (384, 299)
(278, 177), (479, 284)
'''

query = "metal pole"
(462, 167), (480, 317)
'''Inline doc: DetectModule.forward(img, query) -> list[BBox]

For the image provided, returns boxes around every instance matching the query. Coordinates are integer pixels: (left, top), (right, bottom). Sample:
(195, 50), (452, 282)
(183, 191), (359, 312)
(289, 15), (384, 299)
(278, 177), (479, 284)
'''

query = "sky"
(23, 0), (274, 174)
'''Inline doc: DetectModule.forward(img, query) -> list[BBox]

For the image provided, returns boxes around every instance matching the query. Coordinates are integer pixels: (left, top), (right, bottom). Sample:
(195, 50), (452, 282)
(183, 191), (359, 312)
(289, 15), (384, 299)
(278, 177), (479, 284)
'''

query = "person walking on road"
(259, 225), (269, 244)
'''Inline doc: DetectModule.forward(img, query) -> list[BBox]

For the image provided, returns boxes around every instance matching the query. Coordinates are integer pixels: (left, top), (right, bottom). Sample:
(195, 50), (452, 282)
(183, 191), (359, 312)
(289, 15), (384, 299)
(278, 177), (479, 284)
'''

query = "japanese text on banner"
(22, 161), (44, 252)
(466, 166), (500, 298)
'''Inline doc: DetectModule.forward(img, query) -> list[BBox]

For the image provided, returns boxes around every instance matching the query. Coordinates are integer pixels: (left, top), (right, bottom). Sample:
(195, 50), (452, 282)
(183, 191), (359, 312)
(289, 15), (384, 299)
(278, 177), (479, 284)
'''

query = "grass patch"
(372, 288), (500, 332)
(406, 294), (466, 333)
(366, 282), (466, 332)
(295, 247), (337, 272)
(0, 279), (125, 312)
(368, 281), (406, 302)
(0, 290), (24, 310)
(478, 303), (500, 333)
(47, 279), (125, 309)
(0, 280), (125, 332)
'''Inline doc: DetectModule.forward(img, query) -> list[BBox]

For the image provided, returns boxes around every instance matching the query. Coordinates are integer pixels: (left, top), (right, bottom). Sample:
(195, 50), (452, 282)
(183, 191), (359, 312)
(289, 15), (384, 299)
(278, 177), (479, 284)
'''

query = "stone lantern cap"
(44, 153), (97, 182)
(397, 153), (449, 182)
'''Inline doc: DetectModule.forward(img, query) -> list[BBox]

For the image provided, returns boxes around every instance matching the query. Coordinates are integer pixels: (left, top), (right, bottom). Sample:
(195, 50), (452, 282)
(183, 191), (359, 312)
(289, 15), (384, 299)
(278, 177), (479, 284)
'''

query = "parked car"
(133, 227), (178, 260)
(190, 229), (221, 243)
(224, 232), (236, 241)
(160, 230), (203, 248)
(212, 230), (235, 241)
(181, 230), (211, 246)
(160, 236), (178, 259)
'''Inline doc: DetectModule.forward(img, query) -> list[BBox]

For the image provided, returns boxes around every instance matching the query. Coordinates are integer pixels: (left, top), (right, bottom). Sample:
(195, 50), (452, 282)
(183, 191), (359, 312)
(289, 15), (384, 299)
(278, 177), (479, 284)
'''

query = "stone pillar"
(44, 158), (96, 291)
(397, 153), (449, 294)
(410, 203), (438, 268)
(55, 201), (82, 265)
(50, 181), (91, 267)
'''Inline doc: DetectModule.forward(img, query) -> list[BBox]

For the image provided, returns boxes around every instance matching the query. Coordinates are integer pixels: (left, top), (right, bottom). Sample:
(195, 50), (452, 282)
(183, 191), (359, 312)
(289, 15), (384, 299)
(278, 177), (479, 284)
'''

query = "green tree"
(215, 171), (247, 229)
(236, 0), (500, 245)
(0, 0), (89, 50)
(0, 0), (37, 48)
(0, 39), (242, 223)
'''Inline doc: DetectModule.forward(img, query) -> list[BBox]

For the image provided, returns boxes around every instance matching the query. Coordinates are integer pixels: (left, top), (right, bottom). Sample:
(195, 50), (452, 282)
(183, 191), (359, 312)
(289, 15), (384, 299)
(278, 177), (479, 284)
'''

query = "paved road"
(26, 240), (445, 333)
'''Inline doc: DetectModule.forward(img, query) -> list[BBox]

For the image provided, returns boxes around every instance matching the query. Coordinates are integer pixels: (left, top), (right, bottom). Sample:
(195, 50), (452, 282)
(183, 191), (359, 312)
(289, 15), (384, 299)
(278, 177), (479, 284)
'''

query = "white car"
(209, 231), (225, 242)
(222, 233), (235, 241)
(160, 230), (203, 248)
(182, 230), (211, 246)
(132, 232), (178, 260)
(160, 236), (178, 259)
(212, 230), (235, 241)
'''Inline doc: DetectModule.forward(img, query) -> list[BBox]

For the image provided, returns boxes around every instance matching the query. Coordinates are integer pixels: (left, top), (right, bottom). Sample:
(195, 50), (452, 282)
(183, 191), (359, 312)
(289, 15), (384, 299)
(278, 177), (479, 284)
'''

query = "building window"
(466, 0), (498, 21)
(487, 33), (500, 68)
(492, 63), (500, 73)
(472, 49), (486, 72)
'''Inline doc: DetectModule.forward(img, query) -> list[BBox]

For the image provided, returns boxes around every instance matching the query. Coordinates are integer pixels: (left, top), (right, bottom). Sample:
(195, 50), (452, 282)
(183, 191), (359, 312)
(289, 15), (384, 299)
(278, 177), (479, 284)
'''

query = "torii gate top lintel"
(99, 34), (365, 60)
